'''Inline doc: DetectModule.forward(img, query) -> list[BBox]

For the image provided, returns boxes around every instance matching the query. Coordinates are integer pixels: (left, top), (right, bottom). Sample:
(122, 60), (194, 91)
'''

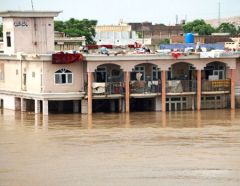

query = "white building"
(95, 21), (138, 46)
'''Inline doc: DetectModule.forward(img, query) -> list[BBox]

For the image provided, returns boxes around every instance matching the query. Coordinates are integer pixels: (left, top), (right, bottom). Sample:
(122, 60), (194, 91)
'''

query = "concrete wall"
(3, 17), (54, 54)
(0, 60), (43, 92)
(42, 61), (84, 93)
(0, 94), (15, 110)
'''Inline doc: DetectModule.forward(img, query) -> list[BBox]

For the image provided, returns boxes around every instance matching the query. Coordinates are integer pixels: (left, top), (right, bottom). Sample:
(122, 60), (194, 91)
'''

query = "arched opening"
(167, 62), (197, 93)
(93, 64), (124, 95)
(129, 63), (161, 112)
(130, 63), (161, 94)
(203, 61), (228, 80)
(201, 61), (230, 110)
(166, 62), (197, 111)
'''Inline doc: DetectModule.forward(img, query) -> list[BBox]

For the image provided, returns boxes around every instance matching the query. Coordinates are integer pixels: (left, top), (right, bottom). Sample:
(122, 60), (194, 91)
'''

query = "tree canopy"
(183, 19), (215, 35)
(217, 22), (238, 35)
(54, 18), (97, 44)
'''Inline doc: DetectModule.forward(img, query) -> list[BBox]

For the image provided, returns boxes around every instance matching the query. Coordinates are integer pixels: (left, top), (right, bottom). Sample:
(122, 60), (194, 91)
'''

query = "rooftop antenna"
(31, 0), (34, 10)
(176, 15), (178, 25)
(218, 0), (221, 26)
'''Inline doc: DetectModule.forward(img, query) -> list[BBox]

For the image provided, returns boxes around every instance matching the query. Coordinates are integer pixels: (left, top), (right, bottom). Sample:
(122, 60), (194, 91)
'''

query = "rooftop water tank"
(185, 33), (194, 43)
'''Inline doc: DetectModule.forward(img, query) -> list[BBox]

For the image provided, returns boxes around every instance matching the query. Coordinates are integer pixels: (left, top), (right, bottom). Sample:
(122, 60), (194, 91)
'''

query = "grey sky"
(0, 0), (240, 25)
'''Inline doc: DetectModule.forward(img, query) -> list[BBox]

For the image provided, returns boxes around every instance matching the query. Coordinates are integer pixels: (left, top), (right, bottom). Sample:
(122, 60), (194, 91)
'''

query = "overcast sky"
(0, 0), (240, 25)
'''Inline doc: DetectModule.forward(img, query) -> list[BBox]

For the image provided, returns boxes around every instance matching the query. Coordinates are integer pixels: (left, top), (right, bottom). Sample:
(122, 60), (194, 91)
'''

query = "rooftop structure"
(0, 10), (61, 54)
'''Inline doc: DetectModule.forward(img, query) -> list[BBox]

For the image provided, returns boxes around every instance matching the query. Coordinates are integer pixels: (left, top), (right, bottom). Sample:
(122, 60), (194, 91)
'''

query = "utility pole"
(218, 1), (221, 26)
(31, 0), (34, 10)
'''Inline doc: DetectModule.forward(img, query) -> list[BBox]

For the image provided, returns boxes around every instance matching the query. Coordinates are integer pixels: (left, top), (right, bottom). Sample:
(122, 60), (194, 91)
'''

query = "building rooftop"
(0, 10), (62, 18)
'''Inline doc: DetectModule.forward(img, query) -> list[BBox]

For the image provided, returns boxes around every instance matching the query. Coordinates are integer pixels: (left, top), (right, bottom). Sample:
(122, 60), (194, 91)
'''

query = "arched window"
(55, 68), (73, 84)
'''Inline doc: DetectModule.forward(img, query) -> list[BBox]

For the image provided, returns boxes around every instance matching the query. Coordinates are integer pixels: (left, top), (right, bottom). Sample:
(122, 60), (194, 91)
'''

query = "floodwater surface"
(0, 109), (240, 186)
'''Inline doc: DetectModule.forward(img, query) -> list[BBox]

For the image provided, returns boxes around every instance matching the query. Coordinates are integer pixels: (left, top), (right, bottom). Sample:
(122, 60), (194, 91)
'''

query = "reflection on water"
(1, 109), (237, 130)
(0, 109), (240, 186)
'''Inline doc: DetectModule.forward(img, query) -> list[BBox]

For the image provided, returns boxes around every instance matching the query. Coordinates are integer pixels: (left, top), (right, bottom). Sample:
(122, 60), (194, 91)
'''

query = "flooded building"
(0, 11), (240, 115)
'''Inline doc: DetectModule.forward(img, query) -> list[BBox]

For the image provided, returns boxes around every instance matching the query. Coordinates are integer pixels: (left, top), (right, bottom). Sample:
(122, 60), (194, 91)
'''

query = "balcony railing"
(91, 82), (124, 95)
(130, 80), (162, 94)
(202, 79), (231, 92)
(166, 80), (197, 93)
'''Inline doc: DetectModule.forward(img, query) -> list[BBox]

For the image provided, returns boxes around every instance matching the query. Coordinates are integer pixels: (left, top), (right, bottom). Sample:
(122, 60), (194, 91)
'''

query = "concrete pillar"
(34, 99), (41, 114)
(231, 69), (236, 109)
(155, 96), (162, 111)
(161, 70), (166, 112)
(42, 100), (48, 115)
(15, 98), (21, 111)
(197, 70), (202, 111)
(87, 72), (93, 114)
(81, 99), (88, 114)
(125, 71), (130, 113)
(73, 100), (79, 113)
(21, 98), (27, 112)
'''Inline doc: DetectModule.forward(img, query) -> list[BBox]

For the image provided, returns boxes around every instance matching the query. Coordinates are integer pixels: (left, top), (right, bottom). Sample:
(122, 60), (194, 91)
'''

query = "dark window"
(6, 32), (11, 47)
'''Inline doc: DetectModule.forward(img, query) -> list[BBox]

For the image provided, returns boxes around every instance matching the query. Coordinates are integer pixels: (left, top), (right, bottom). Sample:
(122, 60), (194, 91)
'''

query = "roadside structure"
(0, 11), (239, 115)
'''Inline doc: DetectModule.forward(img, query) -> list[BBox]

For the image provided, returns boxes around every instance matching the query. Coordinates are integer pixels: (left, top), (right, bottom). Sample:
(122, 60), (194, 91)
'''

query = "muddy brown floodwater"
(0, 109), (240, 186)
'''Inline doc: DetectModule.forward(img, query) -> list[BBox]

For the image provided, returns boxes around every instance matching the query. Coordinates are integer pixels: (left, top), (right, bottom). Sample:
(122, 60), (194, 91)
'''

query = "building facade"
(0, 11), (240, 115)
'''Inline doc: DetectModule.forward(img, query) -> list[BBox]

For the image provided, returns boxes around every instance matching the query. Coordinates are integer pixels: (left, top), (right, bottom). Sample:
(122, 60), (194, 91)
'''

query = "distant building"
(95, 21), (138, 46)
(128, 22), (183, 45)
(171, 35), (234, 44)
(54, 31), (86, 51)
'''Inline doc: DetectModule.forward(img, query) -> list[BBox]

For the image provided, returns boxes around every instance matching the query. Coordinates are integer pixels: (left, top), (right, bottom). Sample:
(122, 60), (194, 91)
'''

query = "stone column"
(231, 69), (236, 109)
(161, 70), (166, 112)
(73, 100), (79, 113)
(125, 71), (130, 113)
(34, 99), (40, 114)
(87, 72), (93, 114)
(21, 98), (27, 112)
(197, 70), (202, 111)
(42, 100), (48, 115)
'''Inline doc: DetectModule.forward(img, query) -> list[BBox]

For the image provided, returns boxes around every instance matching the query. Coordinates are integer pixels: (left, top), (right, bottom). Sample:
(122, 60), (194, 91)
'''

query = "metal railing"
(88, 82), (124, 95)
(166, 80), (196, 93)
(202, 79), (231, 92)
(130, 80), (162, 94)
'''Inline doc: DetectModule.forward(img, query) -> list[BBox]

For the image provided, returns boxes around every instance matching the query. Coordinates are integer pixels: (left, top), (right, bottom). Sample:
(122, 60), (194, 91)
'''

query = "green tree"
(0, 24), (2, 37)
(54, 18), (97, 44)
(183, 19), (215, 35)
(217, 23), (237, 35)
(159, 38), (170, 44)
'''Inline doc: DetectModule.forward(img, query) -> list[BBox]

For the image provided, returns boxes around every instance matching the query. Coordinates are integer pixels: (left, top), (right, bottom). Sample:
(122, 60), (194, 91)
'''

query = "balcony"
(166, 80), (197, 94)
(91, 82), (124, 97)
(130, 81), (162, 94)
